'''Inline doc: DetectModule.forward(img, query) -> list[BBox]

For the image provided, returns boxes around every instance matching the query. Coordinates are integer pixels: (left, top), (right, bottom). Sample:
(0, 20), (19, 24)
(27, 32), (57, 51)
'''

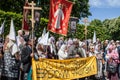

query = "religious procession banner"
(47, 0), (73, 36)
(32, 56), (97, 80)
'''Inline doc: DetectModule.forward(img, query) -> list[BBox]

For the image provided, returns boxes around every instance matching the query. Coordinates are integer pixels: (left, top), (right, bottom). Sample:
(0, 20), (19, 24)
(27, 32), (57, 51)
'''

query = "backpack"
(107, 60), (117, 74)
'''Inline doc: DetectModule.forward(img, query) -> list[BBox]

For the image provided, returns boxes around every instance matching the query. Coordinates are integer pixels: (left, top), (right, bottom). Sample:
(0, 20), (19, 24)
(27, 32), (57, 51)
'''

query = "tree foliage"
(0, 0), (24, 14)
(69, 0), (91, 19)
(89, 17), (120, 40)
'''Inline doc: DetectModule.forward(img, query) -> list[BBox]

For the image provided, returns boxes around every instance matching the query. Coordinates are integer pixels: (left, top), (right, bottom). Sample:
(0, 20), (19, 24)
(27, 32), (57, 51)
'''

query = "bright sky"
(88, 0), (120, 22)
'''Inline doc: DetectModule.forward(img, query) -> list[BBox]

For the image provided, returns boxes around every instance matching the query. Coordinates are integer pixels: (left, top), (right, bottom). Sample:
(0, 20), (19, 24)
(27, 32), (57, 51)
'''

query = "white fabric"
(93, 31), (96, 43)
(38, 32), (49, 45)
(79, 48), (87, 57)
(0, 20), (5, 35)
(58, 44), (68, 60)
(9, 19), (16, 41)
(54, 7), (64, 29)
(11, 43), (19, 55)
(7, 40), (19, 56)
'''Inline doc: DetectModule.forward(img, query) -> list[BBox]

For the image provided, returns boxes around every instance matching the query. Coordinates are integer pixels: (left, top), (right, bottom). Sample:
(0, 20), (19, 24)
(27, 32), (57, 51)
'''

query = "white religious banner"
(9, 19), (16, 41)
(38, 28), (46, 43)
(38, 32), (49, 45)
(0, 20), (5, 35)
(93, 31), (96, 43)
(9, 19), (20, 55)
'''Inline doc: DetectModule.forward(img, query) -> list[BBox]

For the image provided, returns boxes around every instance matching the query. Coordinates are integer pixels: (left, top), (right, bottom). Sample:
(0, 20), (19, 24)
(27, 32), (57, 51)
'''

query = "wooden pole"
(82, 17), (89, 40)
(24, 1), (42, 53)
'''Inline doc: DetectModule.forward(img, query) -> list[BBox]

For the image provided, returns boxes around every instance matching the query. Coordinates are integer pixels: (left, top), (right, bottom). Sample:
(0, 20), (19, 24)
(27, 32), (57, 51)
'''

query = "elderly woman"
(36, 43), (47, 59)
(1, 35), (20, 80)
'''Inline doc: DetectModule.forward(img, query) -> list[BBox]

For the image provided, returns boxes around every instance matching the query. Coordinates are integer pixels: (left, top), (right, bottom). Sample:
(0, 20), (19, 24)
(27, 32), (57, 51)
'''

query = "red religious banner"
(22, 0), (30, 31)
(48, 0), (73, 36)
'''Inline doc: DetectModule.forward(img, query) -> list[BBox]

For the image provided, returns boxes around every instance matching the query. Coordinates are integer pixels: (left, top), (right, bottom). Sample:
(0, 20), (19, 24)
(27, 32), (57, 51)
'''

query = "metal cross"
(82, 17), (89, 40)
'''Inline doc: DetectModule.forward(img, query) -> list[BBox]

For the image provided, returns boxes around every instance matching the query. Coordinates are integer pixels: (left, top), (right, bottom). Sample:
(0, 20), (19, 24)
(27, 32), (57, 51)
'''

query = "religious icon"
(35, 11), (40, 22)
(54, 4), (64, 29)
(70, 21), (76, 33)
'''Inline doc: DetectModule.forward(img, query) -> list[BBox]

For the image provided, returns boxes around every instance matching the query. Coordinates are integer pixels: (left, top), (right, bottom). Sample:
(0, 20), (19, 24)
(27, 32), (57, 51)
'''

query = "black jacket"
(21, 45), (32, 73)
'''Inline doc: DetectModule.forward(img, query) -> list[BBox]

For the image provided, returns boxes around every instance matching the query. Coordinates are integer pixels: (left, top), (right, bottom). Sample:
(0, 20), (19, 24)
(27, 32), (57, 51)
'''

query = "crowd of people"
(0, 30), (120, 80)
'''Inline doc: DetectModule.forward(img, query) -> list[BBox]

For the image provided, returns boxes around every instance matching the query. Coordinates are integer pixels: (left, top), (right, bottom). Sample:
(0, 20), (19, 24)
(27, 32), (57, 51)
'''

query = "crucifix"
(82, 17), (89, 40)
(24, 1), (42, 53)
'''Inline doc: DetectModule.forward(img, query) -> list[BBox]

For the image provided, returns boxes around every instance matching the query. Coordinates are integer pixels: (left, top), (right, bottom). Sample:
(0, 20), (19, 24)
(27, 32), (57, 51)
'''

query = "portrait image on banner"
(48, 0), (73, 36)
(70, 21), (76, 33)
(22, 0), (30, 31)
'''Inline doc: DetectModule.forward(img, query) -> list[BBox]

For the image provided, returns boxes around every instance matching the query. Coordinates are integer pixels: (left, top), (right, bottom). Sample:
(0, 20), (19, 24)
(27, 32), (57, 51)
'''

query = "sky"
(88, 0), (120, 22)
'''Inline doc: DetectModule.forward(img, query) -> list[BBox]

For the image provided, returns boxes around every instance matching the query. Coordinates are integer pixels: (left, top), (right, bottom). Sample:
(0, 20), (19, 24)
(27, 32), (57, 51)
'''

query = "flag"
(0, 20), (5, 35)
(48, 0), (73, 36)
(9, 19), (19, 55)
(11, 43), (20, 55)
(42, 28), (46, 37)
(22, 0), (29, 31)
(93, 31), (96, 43)
(37, 28), (46, 42)
(9, 19), (16, 41)
(38, 32), (49, 45)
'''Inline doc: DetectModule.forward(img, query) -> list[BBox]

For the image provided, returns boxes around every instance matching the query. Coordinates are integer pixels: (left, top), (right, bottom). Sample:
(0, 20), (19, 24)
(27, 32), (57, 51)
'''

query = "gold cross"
(82, 17), (89, 40)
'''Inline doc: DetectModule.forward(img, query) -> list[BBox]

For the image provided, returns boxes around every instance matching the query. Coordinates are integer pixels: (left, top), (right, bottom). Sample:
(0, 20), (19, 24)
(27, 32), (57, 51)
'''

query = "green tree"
(0, 0), (24, 14)
(102, 17), (120, 40)
(69, 0), (91, 18)
(90, 19), (102, 27)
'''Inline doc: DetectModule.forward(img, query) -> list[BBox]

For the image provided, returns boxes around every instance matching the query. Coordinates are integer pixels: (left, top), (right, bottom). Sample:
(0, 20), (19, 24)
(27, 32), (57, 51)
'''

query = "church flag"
(22, 0), (30, 31)
(9, 19), (16, 41)
(37, 28), (46, 43)
(38, 32), (49, 45)
(48, 0), (73, 36)
(0, 20), (5, 35)
(9, 19), (20, 55)
(93, 30), (96, 43)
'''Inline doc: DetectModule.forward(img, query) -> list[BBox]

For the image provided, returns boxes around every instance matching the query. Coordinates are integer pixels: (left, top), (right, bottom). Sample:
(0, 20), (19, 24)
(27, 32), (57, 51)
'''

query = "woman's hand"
(0, 53), (2, 58)
(30, 53), (34, 57)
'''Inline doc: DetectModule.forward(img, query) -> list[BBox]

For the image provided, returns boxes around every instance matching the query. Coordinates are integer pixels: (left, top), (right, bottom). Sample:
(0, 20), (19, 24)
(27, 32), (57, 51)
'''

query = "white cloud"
(89, 0), (103, 7)
(107, 0), (120, 7)
(89, 0), (120, 8)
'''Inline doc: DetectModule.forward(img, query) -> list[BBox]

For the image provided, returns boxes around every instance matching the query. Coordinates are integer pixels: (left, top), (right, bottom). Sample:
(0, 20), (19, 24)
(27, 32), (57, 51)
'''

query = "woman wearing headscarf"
(1, 35), (20, 80)
(58, 44), (68, 60)
(36, 43), (47, 59)
(106, 43), (119, 80)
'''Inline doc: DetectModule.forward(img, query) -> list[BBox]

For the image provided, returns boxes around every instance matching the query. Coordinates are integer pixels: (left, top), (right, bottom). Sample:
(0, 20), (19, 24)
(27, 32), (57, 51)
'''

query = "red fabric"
(47, 0), (73, 36)
(22, 1), (30, 31)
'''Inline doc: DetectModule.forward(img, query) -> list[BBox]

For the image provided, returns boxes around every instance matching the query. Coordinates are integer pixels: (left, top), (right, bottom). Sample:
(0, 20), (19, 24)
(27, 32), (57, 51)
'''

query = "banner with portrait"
(47, 0), (73, 36)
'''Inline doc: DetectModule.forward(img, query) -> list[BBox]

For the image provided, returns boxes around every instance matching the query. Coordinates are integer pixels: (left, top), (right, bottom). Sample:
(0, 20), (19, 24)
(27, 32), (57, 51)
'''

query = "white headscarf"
(58, 44), (68, 60)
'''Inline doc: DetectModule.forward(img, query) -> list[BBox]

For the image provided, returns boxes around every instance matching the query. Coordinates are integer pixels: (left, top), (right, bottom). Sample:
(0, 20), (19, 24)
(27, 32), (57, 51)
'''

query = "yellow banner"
(32, 56), (97, 80)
